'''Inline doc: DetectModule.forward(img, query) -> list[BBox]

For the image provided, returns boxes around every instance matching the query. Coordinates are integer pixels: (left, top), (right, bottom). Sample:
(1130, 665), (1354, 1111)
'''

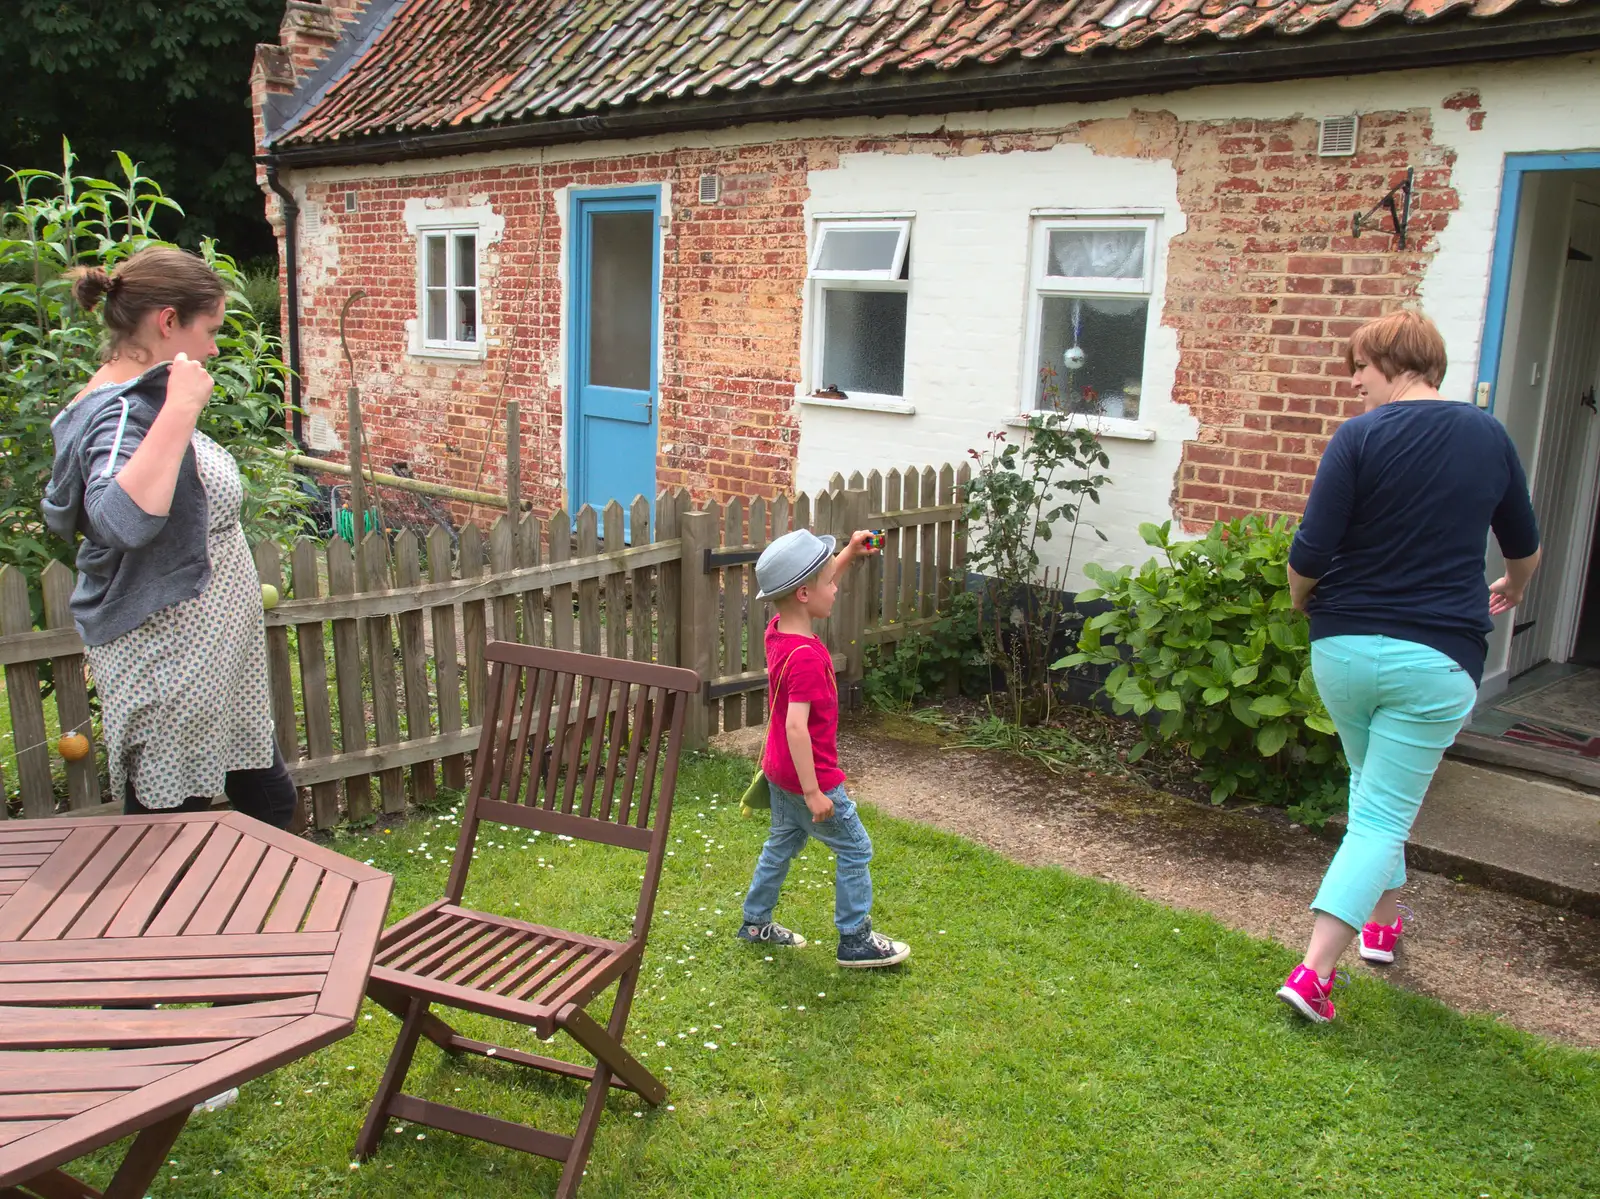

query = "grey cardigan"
(41, 363), (212, 647)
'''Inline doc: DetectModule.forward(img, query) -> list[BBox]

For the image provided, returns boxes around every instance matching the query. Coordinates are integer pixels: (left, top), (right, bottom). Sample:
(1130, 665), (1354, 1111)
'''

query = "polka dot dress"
(86, 432), (276, 809)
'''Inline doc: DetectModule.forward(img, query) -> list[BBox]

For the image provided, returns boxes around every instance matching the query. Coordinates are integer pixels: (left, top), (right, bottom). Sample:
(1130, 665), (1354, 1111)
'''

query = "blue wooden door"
(569, 189), (660, 519)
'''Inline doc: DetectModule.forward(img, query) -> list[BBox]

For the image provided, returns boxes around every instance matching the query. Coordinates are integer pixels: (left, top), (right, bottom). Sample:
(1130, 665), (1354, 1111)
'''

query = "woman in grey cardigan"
(42, 247), (295, 828)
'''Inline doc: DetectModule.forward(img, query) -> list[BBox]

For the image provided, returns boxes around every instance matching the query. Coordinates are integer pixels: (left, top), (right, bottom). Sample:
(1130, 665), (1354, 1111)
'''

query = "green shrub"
(863, 589), (985, 711)
(963, 409), (1110, 725)
(1057, 516), (1347, 825)
(0, 140), (309, 594)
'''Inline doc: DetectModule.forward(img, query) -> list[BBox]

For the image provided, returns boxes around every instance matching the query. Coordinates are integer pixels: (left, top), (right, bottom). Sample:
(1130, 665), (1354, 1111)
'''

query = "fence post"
(0, 567), (52, 818)
(678, 509), (717, 749)
(40, 561), (99, 812)
(837, 487), (870, 703)
(656, 491), (682, 668)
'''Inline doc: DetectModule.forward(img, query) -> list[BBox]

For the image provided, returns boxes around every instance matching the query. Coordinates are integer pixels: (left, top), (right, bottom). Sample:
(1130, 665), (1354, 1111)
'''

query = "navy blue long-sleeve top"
(1288, 400), (1540, 685)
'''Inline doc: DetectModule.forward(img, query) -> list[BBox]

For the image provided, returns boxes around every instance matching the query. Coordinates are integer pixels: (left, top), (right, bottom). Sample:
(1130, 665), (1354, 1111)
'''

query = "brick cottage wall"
(265, 107), (1456, 526)
(285, 145), (815, 519)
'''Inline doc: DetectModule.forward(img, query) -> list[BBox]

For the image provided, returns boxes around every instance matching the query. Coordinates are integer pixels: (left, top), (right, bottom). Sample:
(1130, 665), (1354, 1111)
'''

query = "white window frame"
(416, 226), (481, 353)
(1022, 215), (1157, 417)
(807, 214), (912, 406)
(402, 200), (503, 362)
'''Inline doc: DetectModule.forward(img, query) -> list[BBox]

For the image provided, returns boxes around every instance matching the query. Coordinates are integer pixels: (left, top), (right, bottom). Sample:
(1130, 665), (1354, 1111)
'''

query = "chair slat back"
(445, 643), (699, 922)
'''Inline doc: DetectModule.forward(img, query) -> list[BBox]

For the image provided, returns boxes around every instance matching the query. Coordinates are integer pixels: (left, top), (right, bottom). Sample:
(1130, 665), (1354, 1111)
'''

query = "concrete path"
(1411, 759), (1600, 916)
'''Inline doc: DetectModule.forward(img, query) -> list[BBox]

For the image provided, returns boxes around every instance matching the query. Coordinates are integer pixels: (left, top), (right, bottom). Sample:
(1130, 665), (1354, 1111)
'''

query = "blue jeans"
(742, 782), (874, 936)
(1310, 635), (1477, 930)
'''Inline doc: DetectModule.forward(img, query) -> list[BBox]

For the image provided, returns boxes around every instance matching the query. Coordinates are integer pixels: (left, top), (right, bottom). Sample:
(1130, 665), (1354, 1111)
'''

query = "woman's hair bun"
(69, 266), (116, 311)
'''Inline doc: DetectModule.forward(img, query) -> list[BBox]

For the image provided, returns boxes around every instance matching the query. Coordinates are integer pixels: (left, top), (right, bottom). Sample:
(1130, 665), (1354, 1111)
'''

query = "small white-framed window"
(808, 217), (911, 401)
(1025, 217), (1155, 418)
(418, 228), (480, 350)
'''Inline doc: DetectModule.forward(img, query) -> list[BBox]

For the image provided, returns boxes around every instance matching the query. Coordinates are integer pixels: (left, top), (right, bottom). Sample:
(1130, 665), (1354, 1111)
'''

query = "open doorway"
(1460, 168), (1600, 781)
(1572, 495), (1600, 666)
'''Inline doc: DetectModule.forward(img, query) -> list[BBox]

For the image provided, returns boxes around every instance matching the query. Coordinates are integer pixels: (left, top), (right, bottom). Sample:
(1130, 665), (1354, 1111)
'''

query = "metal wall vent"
(698, 173), (721, 204)
(1318, 115), (1359, 157)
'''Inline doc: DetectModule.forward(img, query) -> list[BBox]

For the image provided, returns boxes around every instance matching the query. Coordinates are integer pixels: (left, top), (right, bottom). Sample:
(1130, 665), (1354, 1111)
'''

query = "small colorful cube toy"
(866, 530), (886, 551)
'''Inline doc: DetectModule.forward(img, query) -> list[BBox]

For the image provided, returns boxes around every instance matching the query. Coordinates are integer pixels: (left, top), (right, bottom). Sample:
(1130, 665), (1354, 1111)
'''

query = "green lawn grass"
(70, 749), (1600, 1198)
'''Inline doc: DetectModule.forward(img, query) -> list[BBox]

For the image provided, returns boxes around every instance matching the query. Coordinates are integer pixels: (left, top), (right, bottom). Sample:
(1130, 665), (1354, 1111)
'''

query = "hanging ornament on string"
(1060, 297), (1089, 411)
(1062, 298), (1086, 373)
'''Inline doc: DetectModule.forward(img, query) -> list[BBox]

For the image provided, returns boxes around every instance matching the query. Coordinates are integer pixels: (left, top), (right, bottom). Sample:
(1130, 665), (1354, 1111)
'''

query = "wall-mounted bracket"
(1352, 168), (1415, 249)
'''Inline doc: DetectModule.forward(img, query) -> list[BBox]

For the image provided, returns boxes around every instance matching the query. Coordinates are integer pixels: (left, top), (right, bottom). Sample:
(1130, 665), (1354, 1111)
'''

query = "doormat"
(1501, 721), (1600, 758)
(1496, 669), (1600, 737)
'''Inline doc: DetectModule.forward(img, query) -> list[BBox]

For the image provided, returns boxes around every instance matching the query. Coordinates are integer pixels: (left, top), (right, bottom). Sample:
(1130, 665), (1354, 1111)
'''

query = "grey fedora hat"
(755, 529), (836, 600)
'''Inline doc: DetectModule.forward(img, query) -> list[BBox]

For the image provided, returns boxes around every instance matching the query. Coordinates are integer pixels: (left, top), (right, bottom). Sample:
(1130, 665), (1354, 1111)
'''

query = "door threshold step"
(1449, 730), (1600, 794)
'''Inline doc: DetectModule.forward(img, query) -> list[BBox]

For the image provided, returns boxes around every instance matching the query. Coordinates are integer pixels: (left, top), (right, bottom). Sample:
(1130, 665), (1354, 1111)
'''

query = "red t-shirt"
(761, 617), (844, 795)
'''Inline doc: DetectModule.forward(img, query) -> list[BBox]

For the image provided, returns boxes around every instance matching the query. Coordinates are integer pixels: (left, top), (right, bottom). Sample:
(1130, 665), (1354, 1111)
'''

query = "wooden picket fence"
(0, 465), (968, 828)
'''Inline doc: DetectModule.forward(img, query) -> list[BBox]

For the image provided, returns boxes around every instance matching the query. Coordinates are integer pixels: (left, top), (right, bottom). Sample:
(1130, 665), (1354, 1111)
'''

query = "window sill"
(409, 344), (486, 362)
(1009, 412), (1157, 441)
(800, 394), (916, 416)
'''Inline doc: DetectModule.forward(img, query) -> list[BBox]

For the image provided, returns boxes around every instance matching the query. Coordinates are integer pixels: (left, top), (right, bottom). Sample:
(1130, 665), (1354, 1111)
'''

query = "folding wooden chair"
(355, 642), (698, 1195)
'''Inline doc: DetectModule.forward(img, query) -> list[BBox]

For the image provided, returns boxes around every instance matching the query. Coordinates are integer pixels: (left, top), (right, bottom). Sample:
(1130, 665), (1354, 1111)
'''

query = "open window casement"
(809, 218), (911, 281)
(807, 217), (912, 402)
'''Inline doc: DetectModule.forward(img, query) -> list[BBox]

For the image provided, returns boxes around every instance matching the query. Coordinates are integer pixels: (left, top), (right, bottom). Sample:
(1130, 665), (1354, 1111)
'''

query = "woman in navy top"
(1277, 311), (1541, 1023)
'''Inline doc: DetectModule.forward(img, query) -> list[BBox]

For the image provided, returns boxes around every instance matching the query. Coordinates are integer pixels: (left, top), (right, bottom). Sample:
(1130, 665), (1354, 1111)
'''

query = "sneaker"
(736, 920), (807, 948)
(836, 920), (910, 968)
(1359, 913), (1404, 964)
(1277, 964), (1337, 1024)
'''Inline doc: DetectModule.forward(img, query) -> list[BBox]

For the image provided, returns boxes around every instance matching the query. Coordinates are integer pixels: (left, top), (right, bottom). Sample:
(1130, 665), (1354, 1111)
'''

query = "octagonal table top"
(0, 811), (392, 1188)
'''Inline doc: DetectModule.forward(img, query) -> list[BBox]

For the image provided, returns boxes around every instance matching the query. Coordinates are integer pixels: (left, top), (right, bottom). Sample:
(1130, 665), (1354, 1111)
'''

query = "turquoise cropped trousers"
(1309, 634), (1478, 931)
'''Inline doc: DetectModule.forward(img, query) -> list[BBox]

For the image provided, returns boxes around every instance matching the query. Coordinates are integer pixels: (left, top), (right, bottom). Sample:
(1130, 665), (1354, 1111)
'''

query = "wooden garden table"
(0, 812), (392, 1198)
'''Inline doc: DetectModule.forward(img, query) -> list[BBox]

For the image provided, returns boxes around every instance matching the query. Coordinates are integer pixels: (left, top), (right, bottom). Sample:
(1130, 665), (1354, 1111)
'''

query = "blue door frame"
(568, 185), (662, 519)
(1477, 152), (1600, 412)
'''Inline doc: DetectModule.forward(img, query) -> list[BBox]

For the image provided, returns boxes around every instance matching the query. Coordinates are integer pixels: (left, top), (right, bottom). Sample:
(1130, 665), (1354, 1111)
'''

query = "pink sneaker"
(1277, 964), (1337, 1023)
(1359, 913), (1403, 964)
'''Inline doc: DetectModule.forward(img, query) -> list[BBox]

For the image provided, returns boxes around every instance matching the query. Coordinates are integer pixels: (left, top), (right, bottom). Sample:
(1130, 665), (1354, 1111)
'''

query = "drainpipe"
(262, 158), (306, 449)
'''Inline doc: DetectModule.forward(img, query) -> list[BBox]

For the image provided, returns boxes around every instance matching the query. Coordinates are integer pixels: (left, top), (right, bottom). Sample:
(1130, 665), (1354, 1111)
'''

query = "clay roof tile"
(269, 0), (1585, 148)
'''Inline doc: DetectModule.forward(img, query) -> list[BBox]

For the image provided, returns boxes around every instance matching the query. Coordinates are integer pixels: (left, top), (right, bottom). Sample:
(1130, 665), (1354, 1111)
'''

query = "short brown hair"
(1343, 310), (1448, 388)
(67, 247), (226, 361)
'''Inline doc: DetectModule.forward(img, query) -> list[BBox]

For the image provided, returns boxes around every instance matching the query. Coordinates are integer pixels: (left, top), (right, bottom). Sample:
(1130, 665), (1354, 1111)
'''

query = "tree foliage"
(0, 0), (282, 259)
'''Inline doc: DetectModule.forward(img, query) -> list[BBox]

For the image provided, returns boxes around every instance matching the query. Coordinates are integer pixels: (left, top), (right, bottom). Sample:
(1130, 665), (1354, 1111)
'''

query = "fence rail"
(0, 465), (968, 828)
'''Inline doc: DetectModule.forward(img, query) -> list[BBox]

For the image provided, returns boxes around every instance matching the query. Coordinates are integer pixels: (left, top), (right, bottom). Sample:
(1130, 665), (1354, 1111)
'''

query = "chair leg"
(554, 966), (655, 1198)
(356, 996), (429, 1160)
(558, 967), (664, 1106)
(560, 1008), (665, 1105)
(554, 1057), (613, 1199)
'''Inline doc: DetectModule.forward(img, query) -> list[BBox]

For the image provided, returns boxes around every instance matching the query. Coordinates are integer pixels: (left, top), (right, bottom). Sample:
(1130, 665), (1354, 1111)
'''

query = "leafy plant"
(863, 589), (984, 711)
(964, 406), (1111, 725)
(0, 140), (309, 601)
(1057, 515), (1348, 825)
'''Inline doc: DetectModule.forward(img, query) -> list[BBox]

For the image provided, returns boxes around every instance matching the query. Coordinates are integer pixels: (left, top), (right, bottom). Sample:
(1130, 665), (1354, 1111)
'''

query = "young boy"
(736, 527), (911, 968)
